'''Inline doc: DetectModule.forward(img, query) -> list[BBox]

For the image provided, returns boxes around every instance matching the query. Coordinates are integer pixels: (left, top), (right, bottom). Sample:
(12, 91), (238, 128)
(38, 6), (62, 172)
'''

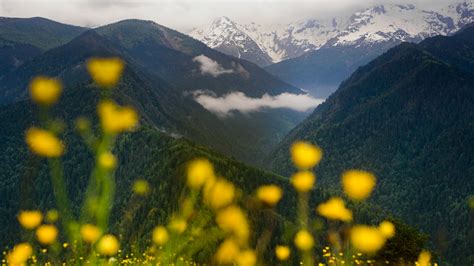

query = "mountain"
(190, 2), (474, 96)
(0, 19), (310, 165)
(0, 17), (87, 77)
(267, 25), (474, 264)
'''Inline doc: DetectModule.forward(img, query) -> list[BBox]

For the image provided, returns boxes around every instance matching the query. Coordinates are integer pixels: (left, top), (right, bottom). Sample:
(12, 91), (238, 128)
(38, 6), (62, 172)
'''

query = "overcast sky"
(0, 0), (459, 31)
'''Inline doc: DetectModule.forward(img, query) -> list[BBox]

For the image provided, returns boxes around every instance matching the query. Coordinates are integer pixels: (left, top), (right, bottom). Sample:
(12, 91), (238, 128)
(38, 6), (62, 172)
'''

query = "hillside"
(268, 26), (474, 264)
(0, 19), (310, 164)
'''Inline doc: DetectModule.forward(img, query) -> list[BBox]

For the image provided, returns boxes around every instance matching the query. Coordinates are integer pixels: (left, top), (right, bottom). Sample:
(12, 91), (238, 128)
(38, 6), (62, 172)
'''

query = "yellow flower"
(6, 243), (32, 265)
(187, 159), (214, 189)
(152, 226), (169, 245)
(317, 197), (352, 222)
(98, 101), (138, 134)
(132, 179), (150, 195)
(378, 221), (395, 239)
(204, 179), (235, 209)
(98, 152), (117, 170)
(18, 210), (43, 229)
(216, 206), (249, 243)
(256, 185), (282, 206)
(294, 230), (314, 251)
(275, 245), (290, 261)
(417, 250), (431, 266)
(97, 234), (120, 256)
(80, 224), (101, 243)
(341, 170), (376, 200)
(350, 225), (386, 253)
(25, 128), (64, 157)
(87, 57), (124, 88)
(291, 171), (316, 192)
(237, 250), (257, 266)
(215, 239), (240, 264)
(290, 141), (323, 169)
(169, 218), (187, 233)
(36, 225), (58, 245)
(29, 76), (62, 106)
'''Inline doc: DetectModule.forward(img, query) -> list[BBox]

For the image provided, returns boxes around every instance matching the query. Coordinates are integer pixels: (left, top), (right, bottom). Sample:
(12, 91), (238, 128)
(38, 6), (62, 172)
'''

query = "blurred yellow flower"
(291, 171), (316, 192)
(379, 220), (395, 239)
(215, 239), (240, 264)
(290, 141), (323, 169)
(80, 224), (101, 243)
(29, 76), (62, 106)
(36, 225), (58, 245)
(204, 179), (235, 209)
(342, 170), (376, 200)
(18, 210), (43, 229)
(187, 159), (214, 189)
(275, 245), (290, 261)
(87, 57), (124, 88)
(132, 179), (150, 195)
(45, 209), (59, 223)
(256, 185), (282, 206)
(350, 225), (386, 253)
(152, 226), (169, 245)
(6, 243), (32, 265)
(316, 197), (352, 222)
(25, 128), (64, 158)
(98, 101), (138, 134)
(417, 250), (431, 266)
(216, 206), (249, 243)
(98, 152), (117, 170)
(237, 250), (257, 266)
(169, 218), (187, 234)
(97, 234), (120, 256)
(294, 230), (314, 251)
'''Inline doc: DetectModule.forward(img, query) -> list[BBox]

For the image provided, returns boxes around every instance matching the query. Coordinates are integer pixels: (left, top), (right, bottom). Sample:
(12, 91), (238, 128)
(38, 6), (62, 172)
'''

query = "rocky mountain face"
(190, 2), (474, 67)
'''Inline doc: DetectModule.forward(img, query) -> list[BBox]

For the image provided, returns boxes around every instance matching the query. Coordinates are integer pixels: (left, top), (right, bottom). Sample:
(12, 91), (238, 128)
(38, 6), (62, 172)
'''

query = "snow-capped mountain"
(189, 1), (473, 66)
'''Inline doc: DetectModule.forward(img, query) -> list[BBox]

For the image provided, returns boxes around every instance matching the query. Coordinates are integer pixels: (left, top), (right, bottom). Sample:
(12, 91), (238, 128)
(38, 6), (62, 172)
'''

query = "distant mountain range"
(267, 23), (474, 265)
(190, 1), (474, 97)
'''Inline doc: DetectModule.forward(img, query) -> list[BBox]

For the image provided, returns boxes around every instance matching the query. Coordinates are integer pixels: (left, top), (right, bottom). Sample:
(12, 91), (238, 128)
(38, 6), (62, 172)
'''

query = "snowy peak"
(189, 2), (473, 66)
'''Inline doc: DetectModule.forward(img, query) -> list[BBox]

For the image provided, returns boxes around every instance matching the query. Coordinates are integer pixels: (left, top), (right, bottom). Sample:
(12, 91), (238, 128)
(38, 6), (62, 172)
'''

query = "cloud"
(192, 91), (324, 116)
(193, 55), (235, 77)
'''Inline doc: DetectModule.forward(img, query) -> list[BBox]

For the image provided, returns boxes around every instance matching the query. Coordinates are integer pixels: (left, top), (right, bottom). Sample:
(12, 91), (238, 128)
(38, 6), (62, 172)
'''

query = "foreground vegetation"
(3, 57), (440, 265)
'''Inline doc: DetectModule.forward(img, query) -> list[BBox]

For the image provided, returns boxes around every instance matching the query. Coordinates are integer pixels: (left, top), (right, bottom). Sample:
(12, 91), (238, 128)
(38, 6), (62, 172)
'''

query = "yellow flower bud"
(187, 159), (214, 189)
(18, 210), (43, 229)
(87, 57), (124, 88)
(98, 152), (117, 170)
(350, 225), (386, 253)
(132, 179), (150, 195)
(275, 245), (291, 261)
(216, 206), (249, 244)
(256, 185), (282, 206)
(237, 250), (257, 266)
(294, 230), (314, 251)
(291, 171), (316, 192)
(97, 101), (138, 134)
(29, 76), (62, 106)
(45, 209), (59, 223)
(169, 218), (187, 234)
(378, 221), (395, 239)
(316, 197), (352, 222)
(290, 141), (322, 169)
(25, 128), (64, 157)
(36, 225), (58, 245)
(152, 226), (169, 245)
(80, 224), (101, 243)
(6, 243), (32, 265)
(342, 170), (376, 200)
(204, 179), (235, 209)
(97, 234), (120, 256)
(417, 250), (431, 266)
(215, 239), (240, 264)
